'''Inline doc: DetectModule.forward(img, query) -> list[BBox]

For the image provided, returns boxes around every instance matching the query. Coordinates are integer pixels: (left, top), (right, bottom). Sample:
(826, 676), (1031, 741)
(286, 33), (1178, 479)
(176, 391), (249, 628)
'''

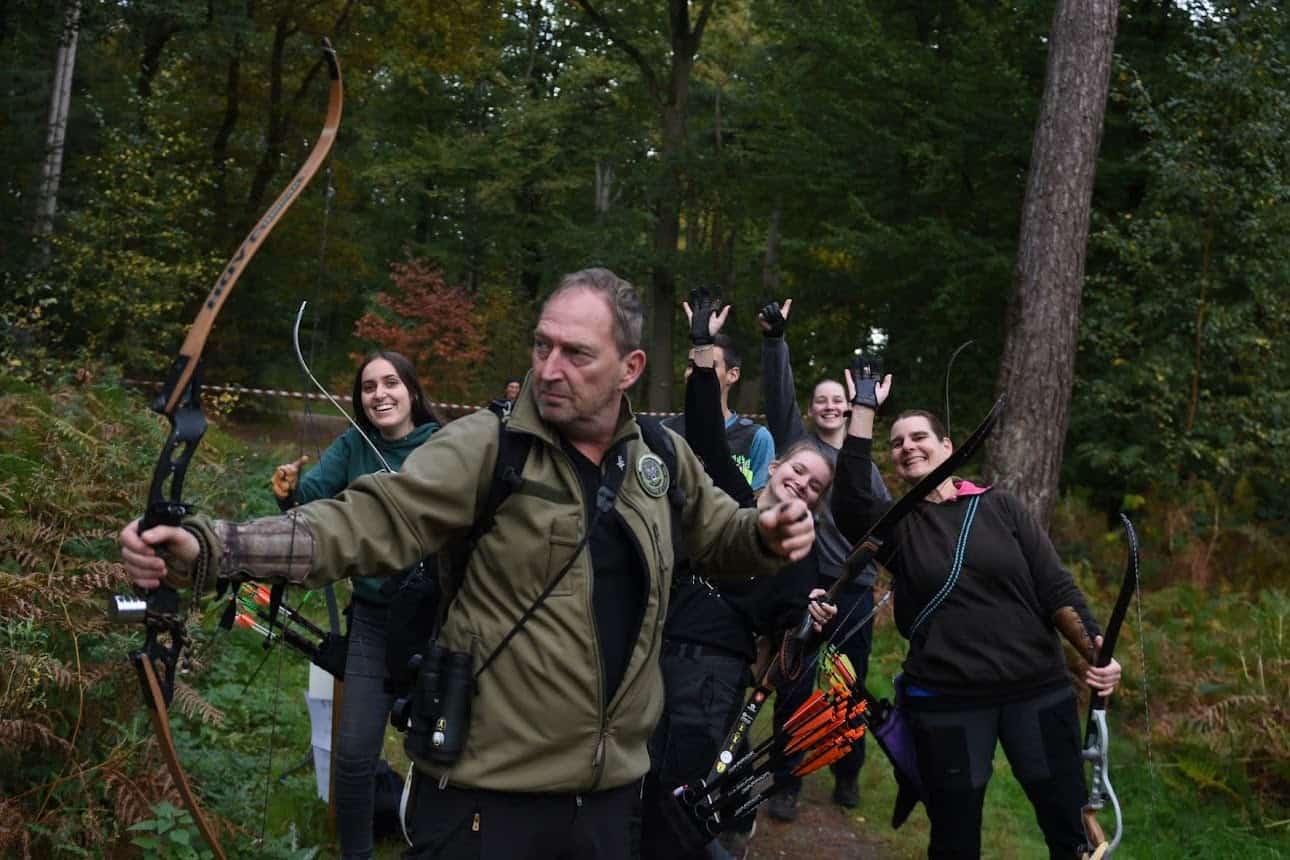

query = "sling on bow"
(1081, 513), (1140, 858)
(108, 40), (343, 859)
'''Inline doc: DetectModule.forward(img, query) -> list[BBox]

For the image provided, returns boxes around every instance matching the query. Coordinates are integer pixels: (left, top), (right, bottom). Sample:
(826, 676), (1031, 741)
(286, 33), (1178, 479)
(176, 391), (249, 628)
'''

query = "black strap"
(435, 416), (533, 623)
(473, 436), (632, 681)
(472, 418), (534, 548)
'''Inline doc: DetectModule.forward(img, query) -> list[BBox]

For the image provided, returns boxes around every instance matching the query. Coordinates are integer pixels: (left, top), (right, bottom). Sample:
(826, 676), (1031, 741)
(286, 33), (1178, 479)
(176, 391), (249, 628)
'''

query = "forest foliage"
(3, 0), (1287, 522)
(1, 1), (1287, 523)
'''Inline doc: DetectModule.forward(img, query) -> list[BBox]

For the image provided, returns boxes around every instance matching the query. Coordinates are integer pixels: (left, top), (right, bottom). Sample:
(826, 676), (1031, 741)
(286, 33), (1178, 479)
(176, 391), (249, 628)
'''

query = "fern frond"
(0, 797), (32, 859)
(0, 718), (74, 754)
(171, 681), (225, 728)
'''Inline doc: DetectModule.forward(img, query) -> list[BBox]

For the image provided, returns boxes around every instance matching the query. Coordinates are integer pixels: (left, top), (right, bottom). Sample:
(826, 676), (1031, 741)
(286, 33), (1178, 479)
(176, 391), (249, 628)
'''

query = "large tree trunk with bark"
(988, 0), (1119, 527)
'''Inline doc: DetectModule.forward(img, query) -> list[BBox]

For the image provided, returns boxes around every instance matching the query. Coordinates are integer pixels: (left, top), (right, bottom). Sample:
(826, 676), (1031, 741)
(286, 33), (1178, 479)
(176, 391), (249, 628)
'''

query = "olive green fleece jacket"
(182, 383), (785, 793)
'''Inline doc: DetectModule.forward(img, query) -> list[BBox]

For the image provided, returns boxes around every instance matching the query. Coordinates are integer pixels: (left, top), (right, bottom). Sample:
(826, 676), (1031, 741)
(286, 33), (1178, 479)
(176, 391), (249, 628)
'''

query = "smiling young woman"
(271, 350), (440, 859)
(758, 299), (892, 817)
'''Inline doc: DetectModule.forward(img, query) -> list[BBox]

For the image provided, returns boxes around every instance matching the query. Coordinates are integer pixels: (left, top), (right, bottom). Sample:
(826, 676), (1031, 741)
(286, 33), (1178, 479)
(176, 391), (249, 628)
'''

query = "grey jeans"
(335, 599), (396, 860)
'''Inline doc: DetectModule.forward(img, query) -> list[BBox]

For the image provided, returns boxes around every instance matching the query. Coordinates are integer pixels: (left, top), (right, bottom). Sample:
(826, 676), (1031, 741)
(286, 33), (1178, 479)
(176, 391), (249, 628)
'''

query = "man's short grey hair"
(547, 267), (644, 355)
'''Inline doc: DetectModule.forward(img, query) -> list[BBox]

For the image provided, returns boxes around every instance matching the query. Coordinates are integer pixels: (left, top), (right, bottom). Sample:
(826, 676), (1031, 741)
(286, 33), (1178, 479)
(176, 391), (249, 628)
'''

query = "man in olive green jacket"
(120, 268), (816, 860)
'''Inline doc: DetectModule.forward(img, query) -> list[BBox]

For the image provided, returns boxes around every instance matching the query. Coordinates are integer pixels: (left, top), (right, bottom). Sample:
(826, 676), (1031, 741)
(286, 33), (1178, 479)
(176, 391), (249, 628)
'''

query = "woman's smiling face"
(360, 358), (414, 440)
(889, 415), (953, 484)
(809, 381), (848, 433)
(766, 448), (832, 511)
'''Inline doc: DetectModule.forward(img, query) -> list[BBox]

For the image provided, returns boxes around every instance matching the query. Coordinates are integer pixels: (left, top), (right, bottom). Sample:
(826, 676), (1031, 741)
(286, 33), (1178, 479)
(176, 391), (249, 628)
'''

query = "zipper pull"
(592, 735), (606, 772)
(472, 812), (481, 832)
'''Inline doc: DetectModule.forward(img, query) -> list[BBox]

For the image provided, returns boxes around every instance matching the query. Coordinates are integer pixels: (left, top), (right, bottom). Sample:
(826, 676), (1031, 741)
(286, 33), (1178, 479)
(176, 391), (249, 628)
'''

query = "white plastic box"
(305, 663), (334, 801)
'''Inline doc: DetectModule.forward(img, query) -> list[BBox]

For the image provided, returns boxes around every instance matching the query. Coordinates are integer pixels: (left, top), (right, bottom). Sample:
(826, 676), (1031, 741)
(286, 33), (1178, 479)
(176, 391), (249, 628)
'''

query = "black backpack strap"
(637, 416), (688, 575)
(471, 416), (534, 547)
(436, 416), (533, 619)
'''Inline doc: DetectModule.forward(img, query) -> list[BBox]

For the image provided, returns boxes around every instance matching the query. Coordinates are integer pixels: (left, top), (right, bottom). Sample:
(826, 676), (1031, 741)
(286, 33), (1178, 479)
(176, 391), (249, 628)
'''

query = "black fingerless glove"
(689, 288), (720, 346)
(759, 301), (787, 338)
(850, 352), (883, 409)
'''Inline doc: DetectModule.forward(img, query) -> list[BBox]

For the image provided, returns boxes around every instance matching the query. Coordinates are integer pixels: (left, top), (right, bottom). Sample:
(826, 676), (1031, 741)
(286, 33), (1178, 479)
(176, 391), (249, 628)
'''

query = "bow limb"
(1081, 514), (1140, 857)
(153, 42), (344, 418)
(110, 40), (344, 859)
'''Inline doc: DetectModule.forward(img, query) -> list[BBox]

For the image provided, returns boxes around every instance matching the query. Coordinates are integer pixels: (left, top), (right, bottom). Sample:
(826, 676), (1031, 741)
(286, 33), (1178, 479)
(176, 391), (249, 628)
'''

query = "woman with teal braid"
(272, 350), (440, 859)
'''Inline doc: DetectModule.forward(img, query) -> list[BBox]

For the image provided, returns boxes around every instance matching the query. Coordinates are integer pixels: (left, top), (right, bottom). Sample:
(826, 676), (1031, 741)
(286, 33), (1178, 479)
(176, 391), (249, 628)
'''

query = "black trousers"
(907, 684), (1086, 860)
(641, 643), (749, 860)
(772, 581), (874, 793)
(403, 776), (641, 860)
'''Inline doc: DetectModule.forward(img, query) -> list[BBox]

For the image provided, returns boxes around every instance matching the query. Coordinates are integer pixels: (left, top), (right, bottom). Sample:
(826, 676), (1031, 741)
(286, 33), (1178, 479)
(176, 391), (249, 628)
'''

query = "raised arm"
(287, 429), (365, 507)
(759, 299), (808, 453)
(832, 360), (895, 543)
(682, 291), (756, 507)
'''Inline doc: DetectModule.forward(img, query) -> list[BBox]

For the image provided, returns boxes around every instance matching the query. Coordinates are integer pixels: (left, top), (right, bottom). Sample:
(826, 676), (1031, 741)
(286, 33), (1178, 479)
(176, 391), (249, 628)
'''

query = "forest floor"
(747, 777), (883, 858)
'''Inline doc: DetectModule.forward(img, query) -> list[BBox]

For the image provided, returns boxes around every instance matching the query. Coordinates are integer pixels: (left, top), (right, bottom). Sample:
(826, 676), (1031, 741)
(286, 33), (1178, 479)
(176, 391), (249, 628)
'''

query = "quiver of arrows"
(666, 649), (870, 841)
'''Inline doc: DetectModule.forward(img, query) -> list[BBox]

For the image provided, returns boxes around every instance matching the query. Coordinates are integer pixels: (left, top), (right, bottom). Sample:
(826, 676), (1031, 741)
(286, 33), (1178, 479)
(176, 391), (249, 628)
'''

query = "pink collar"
(952, 478), (991, 498)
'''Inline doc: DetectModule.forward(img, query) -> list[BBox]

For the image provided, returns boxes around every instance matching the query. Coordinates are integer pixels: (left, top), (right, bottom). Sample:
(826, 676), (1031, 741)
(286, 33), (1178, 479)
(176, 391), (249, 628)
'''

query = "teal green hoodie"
(284, 420), (438, 604)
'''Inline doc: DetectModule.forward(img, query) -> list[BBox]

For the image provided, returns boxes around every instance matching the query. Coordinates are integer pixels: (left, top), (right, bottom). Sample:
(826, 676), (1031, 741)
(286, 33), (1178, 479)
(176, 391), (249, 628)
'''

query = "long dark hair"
(351, 351), (440, 434)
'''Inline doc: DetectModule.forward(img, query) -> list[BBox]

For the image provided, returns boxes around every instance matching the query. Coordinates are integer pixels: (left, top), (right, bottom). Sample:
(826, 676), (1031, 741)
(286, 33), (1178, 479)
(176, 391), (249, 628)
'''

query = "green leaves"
(128, 803), (204, 859)
(1078, 6), (1290, 517)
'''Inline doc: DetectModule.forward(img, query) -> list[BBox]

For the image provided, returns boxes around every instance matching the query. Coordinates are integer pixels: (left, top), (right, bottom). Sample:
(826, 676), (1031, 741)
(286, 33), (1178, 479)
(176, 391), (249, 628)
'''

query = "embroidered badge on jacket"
(636, 452), (669, 498)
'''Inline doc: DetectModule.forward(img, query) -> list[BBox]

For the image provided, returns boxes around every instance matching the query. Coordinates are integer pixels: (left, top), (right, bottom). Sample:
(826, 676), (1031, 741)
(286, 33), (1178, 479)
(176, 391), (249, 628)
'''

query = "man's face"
(684, 346), (739, 395)
(505, 381), (521, 400)
(532, 288), (645, 437)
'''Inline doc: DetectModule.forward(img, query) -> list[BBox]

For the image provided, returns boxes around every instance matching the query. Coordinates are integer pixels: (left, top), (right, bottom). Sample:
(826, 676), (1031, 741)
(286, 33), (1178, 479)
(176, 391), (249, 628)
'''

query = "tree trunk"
(572, 0), (711, 409)
(988, 0), (1119, 527)
(244, 1), (353, 226)
(645, 0), (705, 411)
(211, 25), (245, 219)
(32, 0), (80, 257)
(762, 205), (782, 294)
(137, 15), (182, 100)
(245, 15), (291, 225)
(594, 159), (614, 214)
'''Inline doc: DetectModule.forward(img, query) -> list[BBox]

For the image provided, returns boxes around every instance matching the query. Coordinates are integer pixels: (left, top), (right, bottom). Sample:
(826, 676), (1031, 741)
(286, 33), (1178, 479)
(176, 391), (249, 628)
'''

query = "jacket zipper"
(590, 478), (661, 790)
(553, 434), (662, 790)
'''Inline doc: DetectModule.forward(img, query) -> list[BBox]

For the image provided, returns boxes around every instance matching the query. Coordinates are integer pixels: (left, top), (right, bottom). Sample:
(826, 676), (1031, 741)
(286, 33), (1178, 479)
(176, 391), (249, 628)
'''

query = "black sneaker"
(832, 777), (860, 809)
(767, 790), (799, 822)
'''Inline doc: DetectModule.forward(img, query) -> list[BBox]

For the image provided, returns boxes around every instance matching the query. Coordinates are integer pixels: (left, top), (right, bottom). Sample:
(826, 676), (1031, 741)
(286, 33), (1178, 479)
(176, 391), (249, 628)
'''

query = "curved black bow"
(1081, 513), (1140, 857)
(108, 40), (344, 858)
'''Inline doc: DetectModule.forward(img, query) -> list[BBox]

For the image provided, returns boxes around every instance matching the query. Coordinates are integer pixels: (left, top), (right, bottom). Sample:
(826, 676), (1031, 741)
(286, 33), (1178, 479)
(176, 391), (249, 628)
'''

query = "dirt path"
(747, 779), (885, 859)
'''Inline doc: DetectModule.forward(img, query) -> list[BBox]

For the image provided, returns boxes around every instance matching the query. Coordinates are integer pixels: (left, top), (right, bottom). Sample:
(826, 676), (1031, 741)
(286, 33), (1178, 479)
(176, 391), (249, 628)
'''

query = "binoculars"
(396, 641), (474, 766)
